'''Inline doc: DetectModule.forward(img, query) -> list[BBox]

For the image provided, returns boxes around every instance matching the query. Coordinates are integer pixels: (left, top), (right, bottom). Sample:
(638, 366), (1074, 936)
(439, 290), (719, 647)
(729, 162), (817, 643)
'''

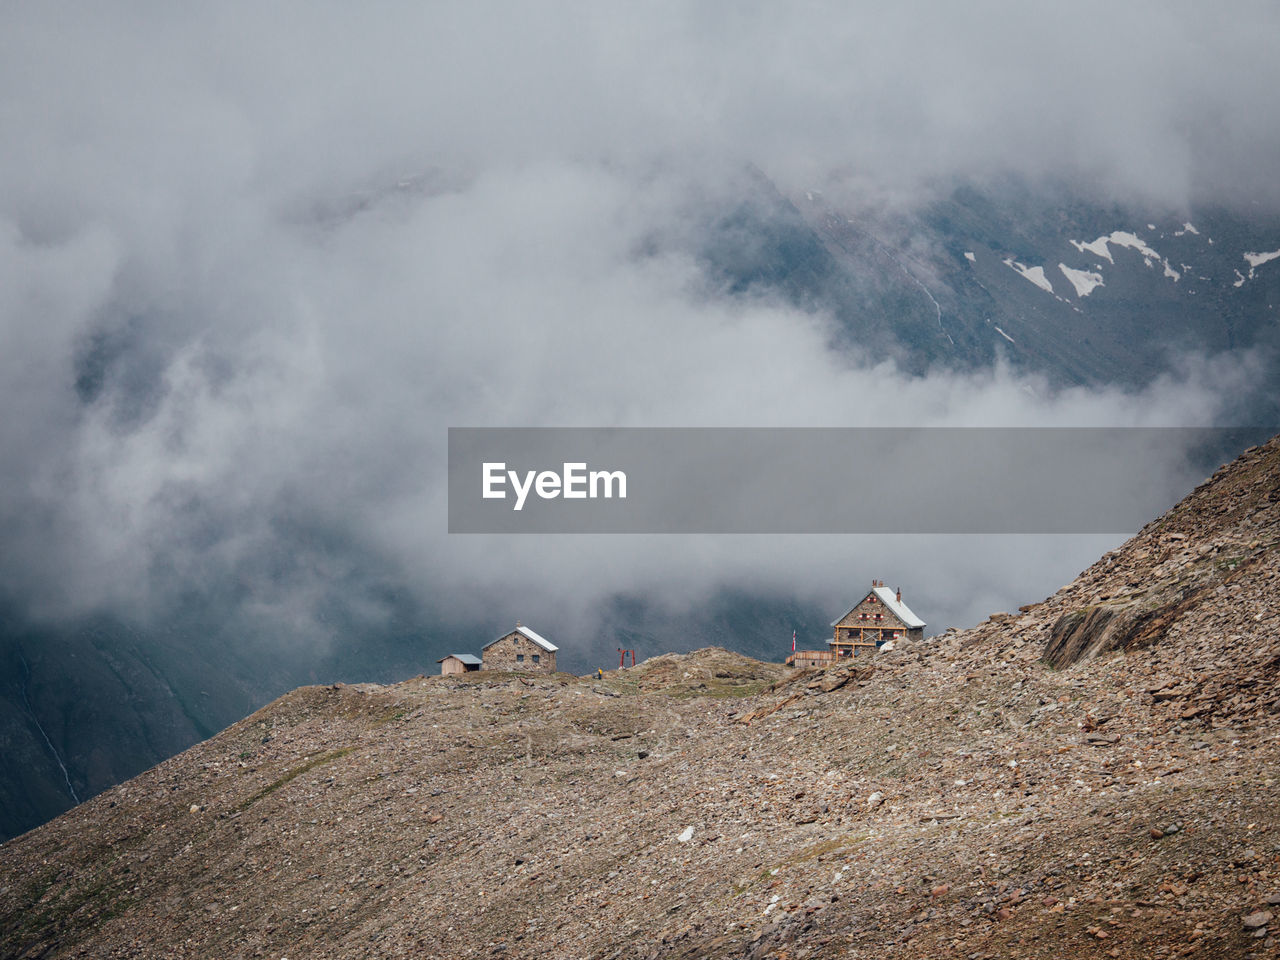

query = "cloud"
(0, 4), (1272, 654)
(6, 3), (1280, 216)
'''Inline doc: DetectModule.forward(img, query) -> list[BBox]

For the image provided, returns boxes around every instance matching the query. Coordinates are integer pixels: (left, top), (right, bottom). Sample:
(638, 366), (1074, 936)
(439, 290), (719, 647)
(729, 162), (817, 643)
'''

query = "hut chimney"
(516, 620), (521, 628)
(896, 587), (902, 602)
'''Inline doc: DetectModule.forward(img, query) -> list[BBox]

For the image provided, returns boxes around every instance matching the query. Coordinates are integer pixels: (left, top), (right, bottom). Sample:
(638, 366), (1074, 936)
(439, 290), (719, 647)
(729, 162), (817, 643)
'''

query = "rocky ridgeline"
(2, 442), (1279, 959)
(950, 434), (1280, 727)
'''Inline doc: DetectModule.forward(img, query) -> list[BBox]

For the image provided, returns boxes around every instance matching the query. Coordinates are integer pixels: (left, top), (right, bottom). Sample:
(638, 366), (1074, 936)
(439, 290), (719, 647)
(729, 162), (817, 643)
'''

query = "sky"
(2, 3), (1278, 658)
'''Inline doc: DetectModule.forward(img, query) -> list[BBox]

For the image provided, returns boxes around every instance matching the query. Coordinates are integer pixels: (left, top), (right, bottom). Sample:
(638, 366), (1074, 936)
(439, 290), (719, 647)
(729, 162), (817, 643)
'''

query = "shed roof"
(831, 586), (926, 629)
(482, 624), (559, 653)
(437, 653), (482, 665)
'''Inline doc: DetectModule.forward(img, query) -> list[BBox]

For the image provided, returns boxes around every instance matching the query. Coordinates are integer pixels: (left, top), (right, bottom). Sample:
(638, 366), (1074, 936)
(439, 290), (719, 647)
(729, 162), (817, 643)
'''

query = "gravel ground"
(3, 438), (1280, 959)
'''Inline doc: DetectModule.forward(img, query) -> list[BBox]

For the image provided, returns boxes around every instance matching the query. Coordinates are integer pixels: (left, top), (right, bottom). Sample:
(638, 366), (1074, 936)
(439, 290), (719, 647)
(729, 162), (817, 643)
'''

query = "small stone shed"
(788, 649), (838, 669)
(481, 622), (558, 673)
(437, 653), (482, 676)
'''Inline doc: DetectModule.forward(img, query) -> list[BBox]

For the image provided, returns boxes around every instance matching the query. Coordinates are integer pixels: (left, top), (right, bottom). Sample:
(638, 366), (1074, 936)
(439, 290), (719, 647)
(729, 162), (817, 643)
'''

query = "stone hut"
(481, 622), (558, 673)
(828, 580), (925, 658)
(437, 654), (482, 675)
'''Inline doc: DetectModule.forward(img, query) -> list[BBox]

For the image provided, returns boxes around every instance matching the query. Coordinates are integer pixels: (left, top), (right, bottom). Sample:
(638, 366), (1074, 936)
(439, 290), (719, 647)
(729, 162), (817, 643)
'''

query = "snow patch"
(1235, 249), (1280, 285)
(1069, 230), (1183, 284)
(1070, 237), (1115, 263)
(1174, 222), (1199, 236)
(1003, 258), (1054, 294)
(1244, 249), (1280, 270)
(1069, 230), (1163, 266)
(1058, 263), (1104, 298)
(993, 326), (1015, 344)
(964, 251), (976, 262)
(1108, 231), (1162, 261)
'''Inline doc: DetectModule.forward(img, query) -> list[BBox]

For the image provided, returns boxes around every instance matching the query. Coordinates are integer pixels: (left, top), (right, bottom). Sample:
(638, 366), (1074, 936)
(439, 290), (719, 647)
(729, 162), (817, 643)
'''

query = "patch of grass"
(732, 832), (871, 896)
(722, 681), (771, 698)
(370, 702), (423, 726)
(1, 866), (59, 932)
(7, 870), (135, 952)
(787, 833), (860, 864)
(650, 679), (771, 700)
(235, 747), (356, 812)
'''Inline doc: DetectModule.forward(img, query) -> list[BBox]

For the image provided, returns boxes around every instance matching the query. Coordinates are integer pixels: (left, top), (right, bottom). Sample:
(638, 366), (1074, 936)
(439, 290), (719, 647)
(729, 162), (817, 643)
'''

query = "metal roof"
(437, 653), (482, 665)
(482, 624), (559, 653)
(830, 586), (926, 629)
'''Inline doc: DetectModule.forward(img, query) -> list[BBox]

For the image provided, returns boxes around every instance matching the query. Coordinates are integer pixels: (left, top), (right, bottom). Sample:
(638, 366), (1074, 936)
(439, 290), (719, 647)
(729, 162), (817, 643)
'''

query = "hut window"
(516, 654), (525, 662)
(532, 654), (540, 664)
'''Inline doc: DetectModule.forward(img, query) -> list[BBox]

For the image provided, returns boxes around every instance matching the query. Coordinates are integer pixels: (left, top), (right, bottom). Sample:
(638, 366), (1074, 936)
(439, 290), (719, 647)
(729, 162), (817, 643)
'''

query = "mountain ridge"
(3, 435), (1279, 958)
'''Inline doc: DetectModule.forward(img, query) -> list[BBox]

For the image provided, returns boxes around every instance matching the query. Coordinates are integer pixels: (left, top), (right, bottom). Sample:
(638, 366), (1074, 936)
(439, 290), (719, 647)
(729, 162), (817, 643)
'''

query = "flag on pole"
(791, 630), (796, 653)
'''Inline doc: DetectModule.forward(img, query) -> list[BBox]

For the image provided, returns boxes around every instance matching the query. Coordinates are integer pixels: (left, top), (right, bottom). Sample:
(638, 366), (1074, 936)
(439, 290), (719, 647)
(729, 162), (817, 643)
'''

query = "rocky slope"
(3, 439), (1280, 959)
(0, 583), (829, 845)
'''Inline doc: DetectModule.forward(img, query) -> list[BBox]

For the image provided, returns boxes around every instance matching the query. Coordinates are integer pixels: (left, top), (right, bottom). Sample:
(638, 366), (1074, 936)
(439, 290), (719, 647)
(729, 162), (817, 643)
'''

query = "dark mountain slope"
(710, 175), (1280, 401)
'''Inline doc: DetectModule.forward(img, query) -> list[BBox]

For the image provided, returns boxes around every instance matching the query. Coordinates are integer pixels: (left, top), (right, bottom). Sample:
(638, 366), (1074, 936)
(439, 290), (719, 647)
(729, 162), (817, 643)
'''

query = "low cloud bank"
(0, 5), (1272, 651)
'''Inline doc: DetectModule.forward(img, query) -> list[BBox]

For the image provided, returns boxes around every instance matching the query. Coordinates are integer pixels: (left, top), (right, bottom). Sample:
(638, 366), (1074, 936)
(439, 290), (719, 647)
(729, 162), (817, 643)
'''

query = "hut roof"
(482, 625), (559, 653)
(437, 653), (482, 665)
(831, 586), (925, 629)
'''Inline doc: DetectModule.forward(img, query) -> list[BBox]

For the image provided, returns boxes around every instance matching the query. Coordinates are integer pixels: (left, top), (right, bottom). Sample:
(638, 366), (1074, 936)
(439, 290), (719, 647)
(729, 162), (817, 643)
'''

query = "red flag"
(791, 630), (796, 652)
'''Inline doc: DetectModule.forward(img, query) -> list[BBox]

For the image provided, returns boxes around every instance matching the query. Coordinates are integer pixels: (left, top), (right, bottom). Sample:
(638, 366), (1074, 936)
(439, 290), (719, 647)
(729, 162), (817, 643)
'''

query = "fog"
(1, 4), (1275, 656)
